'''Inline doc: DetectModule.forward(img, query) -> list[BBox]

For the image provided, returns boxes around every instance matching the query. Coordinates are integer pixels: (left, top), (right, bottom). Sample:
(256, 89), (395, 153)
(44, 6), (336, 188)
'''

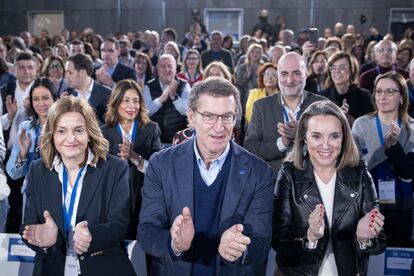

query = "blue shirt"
(193, 140), (230, 186)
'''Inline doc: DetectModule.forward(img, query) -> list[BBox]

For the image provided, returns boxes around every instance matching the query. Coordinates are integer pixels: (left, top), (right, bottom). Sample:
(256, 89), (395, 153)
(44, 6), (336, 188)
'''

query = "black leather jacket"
(272, 160), (386, 276)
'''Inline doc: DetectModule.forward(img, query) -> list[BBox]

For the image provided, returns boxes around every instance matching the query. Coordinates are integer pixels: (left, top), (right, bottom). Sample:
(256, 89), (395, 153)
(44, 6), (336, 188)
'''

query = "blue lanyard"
(62, 166), (85, 236)
(116, 119), (138, 143)
(282, 107), (298, 123)
(375, 115), (401, 146)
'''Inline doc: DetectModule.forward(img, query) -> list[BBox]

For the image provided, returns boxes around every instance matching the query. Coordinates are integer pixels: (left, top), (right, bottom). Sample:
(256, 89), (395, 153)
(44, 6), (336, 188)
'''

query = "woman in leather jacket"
(272, 100), (386, 276)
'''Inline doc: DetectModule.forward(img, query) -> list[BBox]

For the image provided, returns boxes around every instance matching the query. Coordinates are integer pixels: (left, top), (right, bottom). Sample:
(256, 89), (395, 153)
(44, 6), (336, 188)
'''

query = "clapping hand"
(384, 121), (400, 149)
(341, 99), (349, 114)
(118, 138), (131, 160)
(18, 128), (31, 159)
(308, 204), (325, 242)
(22, 210), (58, 248)
(218, 224), (251, 262)
(6, 95), (17, 120)
(277, 112), (297, 147)
(356, 209), (384, 243)
(170, 207), (195, 254)
(74, 221), (92, 255)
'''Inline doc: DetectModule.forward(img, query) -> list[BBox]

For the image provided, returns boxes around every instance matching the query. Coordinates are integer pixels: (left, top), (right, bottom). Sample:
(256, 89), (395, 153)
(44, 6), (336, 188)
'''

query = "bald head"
(277, 52), (307, 98)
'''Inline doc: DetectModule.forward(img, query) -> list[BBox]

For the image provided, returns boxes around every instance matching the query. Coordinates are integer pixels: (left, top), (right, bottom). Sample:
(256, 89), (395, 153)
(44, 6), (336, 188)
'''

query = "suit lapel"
(296, 169), (323, 213)
(88, 83), (99, 106)
(219, 142), (250, 225)
(331, 167), (360, 231)
(44, 170), (65, 234)
(76, 163), (104, 223)
(173, 141), (194, 213)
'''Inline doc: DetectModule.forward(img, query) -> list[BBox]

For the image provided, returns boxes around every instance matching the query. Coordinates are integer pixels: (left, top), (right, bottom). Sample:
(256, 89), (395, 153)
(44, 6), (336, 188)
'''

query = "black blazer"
(272, 160), (386, 276)
(63, 82), (111, 125)
(90, 82), (112, 124)
(111, 62), (137, 83)
(21, 155), (136, 276)
(101, 121), (162, 238)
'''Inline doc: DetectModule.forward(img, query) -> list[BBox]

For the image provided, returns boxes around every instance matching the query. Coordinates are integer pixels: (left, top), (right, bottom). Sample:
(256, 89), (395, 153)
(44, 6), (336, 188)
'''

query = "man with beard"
(244, 52), (325, 171)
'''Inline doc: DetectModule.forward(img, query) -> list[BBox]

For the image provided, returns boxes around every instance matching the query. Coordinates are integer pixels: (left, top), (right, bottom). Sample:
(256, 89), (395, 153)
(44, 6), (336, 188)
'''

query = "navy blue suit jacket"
(111, 62), (137, 83)
(90, 82), (112, 124)
(21, 155), (136, 276)
(138, 139), (274, 275)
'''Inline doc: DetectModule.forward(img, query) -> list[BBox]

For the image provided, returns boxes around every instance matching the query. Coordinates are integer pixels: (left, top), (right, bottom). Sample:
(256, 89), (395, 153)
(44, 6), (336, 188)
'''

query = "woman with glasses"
(245, 63), (278, 124)
(177, 49), (203, 87)
(321, 51), (373, 126)
(352, 71), (414, 247)
(42, 55), (69, 95)
(101, 79), (161, 238)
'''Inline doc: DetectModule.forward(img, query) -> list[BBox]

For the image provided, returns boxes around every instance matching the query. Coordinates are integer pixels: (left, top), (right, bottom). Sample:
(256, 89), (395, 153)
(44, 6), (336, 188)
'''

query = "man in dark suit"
(95, 37), (136, 88)
(138, 77), (274, 275)
(244, 52), (325, 172)
(201, 31), (234, 73)
(65, 53), (111, 124)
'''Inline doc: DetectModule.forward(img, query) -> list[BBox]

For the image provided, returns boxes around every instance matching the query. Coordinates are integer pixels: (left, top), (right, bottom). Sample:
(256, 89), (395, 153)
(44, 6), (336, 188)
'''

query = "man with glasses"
(95, 37), (136, 88)
(244, 52), (325, 172)
(143, 54), (190, 145)
(139, 76), (273, 275)
(360, 39), (409, 93)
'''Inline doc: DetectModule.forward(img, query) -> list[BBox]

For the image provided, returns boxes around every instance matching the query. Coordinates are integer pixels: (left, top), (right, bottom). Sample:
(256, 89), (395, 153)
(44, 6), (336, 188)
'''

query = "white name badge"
(378, 180), (396, 204)
(64, 251), (80, 276)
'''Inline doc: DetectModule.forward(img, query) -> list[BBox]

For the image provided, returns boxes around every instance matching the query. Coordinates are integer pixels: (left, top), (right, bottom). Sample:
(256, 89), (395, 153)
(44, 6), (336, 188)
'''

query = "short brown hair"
(256, 62), (278, 89)
(286, 100), (359, 170)
(105, 79), (150, 127)
(40, 97), (109, 169)
(325, 51), (359, 87)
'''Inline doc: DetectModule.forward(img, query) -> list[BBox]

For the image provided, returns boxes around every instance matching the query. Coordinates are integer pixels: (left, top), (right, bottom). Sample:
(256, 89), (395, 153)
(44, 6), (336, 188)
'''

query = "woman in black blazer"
(21, 97), (136, 276)
(101, 79), (161, 239)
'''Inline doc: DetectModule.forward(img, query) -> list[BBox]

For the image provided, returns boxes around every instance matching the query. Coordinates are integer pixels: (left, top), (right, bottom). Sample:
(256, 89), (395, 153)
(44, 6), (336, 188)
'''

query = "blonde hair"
(40, 97), (109, 169)
(245, 43), (263, 65)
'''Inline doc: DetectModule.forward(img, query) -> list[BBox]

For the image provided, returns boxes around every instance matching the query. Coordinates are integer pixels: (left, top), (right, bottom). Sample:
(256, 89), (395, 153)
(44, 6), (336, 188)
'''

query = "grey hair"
(189, 76), (240, 113)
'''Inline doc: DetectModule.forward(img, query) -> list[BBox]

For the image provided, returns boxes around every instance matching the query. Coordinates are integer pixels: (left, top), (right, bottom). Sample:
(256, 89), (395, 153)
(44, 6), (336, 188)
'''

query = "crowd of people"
(0, 16), (414, 275)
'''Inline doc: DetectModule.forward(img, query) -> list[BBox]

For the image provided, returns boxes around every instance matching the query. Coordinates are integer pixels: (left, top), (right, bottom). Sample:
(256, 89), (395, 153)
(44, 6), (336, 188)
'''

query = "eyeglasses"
(375, 47), (395, 54)
(263, 72), (278, 79)
(374, 88), (400, 96)
(194, 110), (236, 124)
(49, 64), (62, 69)
(328, 65), (349, 72)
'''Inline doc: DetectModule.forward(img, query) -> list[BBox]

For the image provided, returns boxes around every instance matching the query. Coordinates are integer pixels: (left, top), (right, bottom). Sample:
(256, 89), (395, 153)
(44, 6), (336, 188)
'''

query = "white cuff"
(357, 238), (372, 250)
(276, 137), (290, 152)
(306, 229), (318, 249)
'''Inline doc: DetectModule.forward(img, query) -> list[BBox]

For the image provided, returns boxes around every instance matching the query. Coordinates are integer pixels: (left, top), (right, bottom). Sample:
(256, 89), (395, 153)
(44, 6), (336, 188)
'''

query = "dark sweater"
(192, 149), (231, 275)
(321, 85), (374, 120)
(147, 78), (188, 143)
